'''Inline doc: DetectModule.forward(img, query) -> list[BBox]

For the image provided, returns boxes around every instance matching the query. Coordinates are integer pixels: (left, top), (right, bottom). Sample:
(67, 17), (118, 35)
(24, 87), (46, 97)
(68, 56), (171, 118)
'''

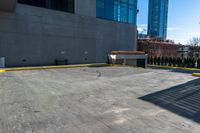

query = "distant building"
(148, 0), (169, 39)
(138, 38), (183, 58)
(176, 46), (190, 59)
(138, 34), (149, 39)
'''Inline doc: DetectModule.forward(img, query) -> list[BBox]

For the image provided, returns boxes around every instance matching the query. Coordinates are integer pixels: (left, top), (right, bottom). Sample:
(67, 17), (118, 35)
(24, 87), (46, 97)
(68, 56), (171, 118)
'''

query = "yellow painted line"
(192, 73), (200, 77)
(148, 65), (200, 71)
(0, 63), (111, 72)
(6, 65), (86, 72)
(148, 65), (179, 69)
(179, 67), (200, 71)
(0, 70), (6, 73)
(0, 63), (140, 73)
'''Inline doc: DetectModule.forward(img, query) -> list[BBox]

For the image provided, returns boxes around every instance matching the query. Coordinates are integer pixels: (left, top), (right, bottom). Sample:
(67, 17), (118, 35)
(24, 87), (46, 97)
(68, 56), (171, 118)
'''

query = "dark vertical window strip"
(18, 0), (74, 13)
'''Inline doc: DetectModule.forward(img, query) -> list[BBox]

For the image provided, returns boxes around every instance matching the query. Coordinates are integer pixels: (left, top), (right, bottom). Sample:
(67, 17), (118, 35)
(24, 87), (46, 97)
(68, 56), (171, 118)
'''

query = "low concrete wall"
(0, 4), (137, 67)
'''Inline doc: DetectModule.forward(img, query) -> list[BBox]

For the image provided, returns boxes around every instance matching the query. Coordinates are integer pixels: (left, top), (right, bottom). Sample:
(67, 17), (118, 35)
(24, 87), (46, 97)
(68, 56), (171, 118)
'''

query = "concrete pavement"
(0, 67), (199, 133)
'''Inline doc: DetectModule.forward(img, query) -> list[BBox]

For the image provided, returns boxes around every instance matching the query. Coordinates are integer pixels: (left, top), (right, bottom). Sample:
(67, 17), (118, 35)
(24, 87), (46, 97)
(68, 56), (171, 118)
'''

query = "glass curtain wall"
(96, 0), (137, 25)
(18, 0), (46, 8)
(148, 0), (168, 39)
(18, 0), (74, 13)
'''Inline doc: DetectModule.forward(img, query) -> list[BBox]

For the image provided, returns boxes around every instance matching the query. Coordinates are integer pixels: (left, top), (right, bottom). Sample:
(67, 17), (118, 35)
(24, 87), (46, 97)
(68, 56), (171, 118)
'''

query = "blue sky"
(137, 0), (200, 44)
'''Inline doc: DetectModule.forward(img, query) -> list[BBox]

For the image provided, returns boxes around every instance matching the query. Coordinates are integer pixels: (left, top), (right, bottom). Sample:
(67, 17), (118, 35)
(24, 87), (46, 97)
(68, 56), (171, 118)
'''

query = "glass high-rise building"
(96, 0), (138, 25)
(148, 0), (169, 39)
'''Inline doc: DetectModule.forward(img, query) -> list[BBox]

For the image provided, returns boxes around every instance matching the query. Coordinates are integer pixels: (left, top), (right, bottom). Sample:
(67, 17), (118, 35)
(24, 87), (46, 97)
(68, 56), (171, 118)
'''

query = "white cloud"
(137, 24), (147, 33)
(138, 24), (148, 27)
(137, 25), (181, 33)
(167, 27), (182, 31)
(167, 32), (200, 44)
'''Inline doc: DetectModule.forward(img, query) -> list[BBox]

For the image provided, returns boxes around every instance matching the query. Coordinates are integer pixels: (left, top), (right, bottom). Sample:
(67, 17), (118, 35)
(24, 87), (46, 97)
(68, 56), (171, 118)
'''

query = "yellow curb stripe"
(0, 70), (6, 73)
(192, 73), (200, 77)
(0, 63), (139, 73)
(148, 65), (200, 71)
(0, 63), (111, 72)
(0, 63), (144, 73)
(148, 65), (200, 77)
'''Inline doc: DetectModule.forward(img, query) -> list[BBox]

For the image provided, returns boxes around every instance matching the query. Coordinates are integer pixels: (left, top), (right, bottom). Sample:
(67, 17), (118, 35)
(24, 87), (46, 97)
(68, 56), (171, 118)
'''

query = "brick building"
(138, 38), (183, 58)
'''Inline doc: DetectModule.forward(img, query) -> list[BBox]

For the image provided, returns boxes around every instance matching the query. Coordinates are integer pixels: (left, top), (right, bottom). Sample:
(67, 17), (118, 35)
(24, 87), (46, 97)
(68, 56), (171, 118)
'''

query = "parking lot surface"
(0, 67), (200, 133)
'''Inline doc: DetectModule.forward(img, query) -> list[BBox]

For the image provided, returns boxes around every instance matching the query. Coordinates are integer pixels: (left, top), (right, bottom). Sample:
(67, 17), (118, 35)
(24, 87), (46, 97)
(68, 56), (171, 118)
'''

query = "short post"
(0, 57), (5, 68)
(123, 58), (127, 65)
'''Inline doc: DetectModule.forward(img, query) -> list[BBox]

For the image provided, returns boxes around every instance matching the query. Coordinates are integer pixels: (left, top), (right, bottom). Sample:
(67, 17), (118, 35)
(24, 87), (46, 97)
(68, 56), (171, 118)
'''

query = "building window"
(18, 0), (46, 8)
(96, 0), (137, 25)
(18, 0), (74, 13)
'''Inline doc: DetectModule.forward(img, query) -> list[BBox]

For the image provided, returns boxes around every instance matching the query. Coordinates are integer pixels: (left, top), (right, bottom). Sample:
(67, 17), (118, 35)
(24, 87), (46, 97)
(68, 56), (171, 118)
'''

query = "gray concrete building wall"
(75, 0), (96, 17)
(0, 3), (137, 67)
(0, 0), (16, 12)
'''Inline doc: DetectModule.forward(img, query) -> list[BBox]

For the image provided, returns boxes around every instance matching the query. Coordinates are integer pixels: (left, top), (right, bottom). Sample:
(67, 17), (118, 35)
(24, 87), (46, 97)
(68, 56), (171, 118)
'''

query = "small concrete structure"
(0, 57), (5, 68)
(108, 51), (148, 68)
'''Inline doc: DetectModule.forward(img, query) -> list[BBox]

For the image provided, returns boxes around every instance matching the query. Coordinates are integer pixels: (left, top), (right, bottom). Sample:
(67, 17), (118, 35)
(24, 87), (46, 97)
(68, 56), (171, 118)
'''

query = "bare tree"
(187, 37), (200, 59)
(188, 37), (200, 46)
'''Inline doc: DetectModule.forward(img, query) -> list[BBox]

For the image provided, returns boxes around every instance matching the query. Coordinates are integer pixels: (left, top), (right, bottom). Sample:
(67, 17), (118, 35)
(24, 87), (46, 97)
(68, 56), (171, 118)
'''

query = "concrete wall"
(0, 0), (16, 12)
(75, 0), (96, 17)
(0, 4), (137, 67)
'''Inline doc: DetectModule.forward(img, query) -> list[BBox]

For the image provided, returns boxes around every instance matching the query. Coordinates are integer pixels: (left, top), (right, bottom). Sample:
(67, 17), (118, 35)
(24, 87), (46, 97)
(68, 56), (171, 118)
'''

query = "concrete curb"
(148, 65), (200, 71)
(0, 64), (142, 73)
(148, 65), (200, 77)
(0, 63), (110, 73)
(0, 70), (6, 73)
(192, 73), (200, 77)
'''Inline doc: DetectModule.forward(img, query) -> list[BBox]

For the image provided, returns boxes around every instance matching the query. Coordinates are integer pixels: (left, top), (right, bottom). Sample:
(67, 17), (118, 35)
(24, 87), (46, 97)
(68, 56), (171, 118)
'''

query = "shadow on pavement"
(139, 78), (200, 123)
(149, 66), (200, 74)
(170, 69), (200, 74)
